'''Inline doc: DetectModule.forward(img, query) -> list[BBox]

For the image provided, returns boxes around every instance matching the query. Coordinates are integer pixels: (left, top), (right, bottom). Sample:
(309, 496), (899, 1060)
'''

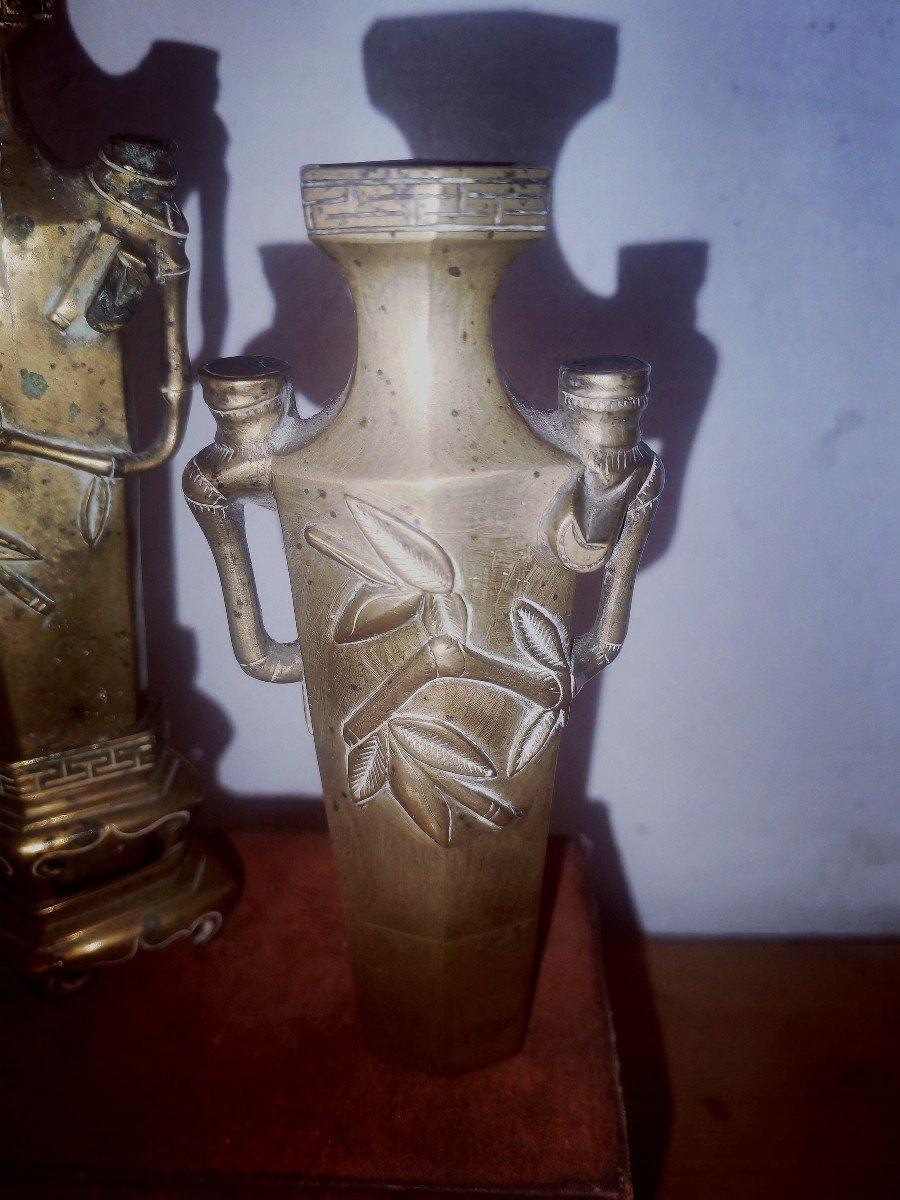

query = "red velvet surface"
(0, 832), (630, 1198)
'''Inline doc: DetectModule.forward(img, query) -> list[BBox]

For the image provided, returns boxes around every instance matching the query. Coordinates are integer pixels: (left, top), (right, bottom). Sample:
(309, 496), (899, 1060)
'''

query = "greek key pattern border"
(0, 728), (157, 801)
(303, 175), (548, 236)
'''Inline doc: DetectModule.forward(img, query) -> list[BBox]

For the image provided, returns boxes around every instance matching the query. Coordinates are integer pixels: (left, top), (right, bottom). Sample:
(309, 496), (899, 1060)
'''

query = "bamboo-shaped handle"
(572, 453), (662, 688)
(119, 252), (192, 476)
(552, 356), (663, 690)
(184, 469), (303, 683)
(183, 356), (304, 685)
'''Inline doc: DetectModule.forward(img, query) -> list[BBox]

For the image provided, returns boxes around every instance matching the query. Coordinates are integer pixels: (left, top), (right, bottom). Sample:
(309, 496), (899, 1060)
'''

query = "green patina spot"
(5, 215), (35, 245)
(20, 369), (48, 400)
(68, 402), (80, 422)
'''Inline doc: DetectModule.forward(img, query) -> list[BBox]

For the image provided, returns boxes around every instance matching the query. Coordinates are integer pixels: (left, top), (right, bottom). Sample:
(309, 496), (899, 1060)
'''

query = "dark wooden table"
(637, 938), (900, 1199)
(1, 830), (897, 1198)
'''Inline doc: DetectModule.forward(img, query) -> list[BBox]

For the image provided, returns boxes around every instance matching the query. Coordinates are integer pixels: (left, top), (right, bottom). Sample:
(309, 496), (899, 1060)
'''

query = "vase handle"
(549, 356), (664, 690)
(572, 453), (663, 689)
(184, 357), (304, 685)
(117, 244), (192, 476)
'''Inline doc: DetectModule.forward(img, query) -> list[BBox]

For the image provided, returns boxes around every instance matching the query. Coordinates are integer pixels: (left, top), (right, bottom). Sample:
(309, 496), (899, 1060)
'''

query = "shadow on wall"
(19, 0), (233, 802)
(243, 12), (718, 1194)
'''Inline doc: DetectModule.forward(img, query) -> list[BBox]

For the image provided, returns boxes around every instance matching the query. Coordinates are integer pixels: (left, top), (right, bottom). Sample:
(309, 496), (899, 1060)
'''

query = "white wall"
(59, 0), (898, 934)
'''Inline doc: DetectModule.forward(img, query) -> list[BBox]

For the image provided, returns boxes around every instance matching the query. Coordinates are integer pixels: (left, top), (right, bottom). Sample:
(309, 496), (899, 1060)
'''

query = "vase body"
(186, 164), (662, 1071)
(0, 5), (238, 990)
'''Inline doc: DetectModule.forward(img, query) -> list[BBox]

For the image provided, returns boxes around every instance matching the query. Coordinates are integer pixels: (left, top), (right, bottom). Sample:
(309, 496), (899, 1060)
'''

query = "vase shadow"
(19, 0), (234, 809)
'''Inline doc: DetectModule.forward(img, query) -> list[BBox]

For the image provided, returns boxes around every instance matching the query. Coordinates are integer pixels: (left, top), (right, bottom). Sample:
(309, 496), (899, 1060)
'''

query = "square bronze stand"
(0, 830), (632, 1198)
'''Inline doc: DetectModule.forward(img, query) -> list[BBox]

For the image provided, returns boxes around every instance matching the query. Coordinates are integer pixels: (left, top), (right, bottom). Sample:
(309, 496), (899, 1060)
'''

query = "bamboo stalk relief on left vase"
(0, 2), (238, 992)
(186, 163), (662, 1071)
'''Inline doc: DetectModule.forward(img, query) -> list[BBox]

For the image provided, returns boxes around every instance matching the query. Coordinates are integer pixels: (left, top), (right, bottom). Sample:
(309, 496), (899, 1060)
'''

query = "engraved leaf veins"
(512, 599), (570, 675)
(348, 731), (388, 802)
(345, 496), (455, 593)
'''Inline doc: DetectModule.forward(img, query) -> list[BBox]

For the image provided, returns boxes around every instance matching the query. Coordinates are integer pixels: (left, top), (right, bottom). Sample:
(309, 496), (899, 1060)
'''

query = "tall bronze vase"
(0, 1), (238, 992)
(186, 164), (661, 1071)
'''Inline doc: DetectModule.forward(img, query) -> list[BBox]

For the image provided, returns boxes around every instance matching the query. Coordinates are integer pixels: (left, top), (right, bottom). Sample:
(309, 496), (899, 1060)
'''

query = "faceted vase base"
(349, 914), (538, 1073)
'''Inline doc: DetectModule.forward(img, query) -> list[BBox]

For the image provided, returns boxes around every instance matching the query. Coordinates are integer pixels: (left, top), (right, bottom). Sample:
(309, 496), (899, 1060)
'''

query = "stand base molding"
(0, 709), (241, 991)
(0, 835), (239, 993)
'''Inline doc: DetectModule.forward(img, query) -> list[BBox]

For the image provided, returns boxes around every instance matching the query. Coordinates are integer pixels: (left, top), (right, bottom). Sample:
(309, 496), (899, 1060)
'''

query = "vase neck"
(325, 236), (526, 424)
(301, 163), (549, 433)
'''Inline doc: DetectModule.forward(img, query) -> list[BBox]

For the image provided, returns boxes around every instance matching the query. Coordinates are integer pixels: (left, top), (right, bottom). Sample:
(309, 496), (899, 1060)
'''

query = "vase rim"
(301, 162), (549, 179)
(301, 163), (550, 240)
(559, 356), (651, 410)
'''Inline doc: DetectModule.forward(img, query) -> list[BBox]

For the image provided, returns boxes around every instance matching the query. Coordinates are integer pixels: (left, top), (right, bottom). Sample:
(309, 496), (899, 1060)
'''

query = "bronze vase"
(186, 163), (661, 1070)
(0, 2), (238, 991)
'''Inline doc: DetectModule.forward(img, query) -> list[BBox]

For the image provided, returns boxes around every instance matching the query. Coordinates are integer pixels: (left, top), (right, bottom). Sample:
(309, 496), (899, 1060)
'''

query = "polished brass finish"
(0, 3), (238, 990)
(186, 163), (661, 1071)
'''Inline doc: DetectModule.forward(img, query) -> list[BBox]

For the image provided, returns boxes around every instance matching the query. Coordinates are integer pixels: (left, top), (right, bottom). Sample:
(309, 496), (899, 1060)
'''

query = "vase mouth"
(301, 162), (550, 241)
(199, 356), (291, 414)
(302, 161), (548, 174)
(559, 356), (651, 413)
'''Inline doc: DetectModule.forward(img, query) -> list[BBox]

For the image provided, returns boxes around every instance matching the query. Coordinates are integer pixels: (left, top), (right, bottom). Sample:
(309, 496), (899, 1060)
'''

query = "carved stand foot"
(0, 709), (241, 992)
(0, 836), (239, 995)
(0, 710), (203, 900)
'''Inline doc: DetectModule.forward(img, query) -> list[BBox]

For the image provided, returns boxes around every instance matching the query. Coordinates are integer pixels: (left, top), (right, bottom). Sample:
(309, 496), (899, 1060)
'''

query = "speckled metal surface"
(186, 161), (660, 1071)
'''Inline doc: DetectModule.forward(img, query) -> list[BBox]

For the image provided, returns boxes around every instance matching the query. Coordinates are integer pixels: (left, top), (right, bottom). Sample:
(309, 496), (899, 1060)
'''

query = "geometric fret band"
(301, 164), (549, 238)
(0, 725), (157, 802)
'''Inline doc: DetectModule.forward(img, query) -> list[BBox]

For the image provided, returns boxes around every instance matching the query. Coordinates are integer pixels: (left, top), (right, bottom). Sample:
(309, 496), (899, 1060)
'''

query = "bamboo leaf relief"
(78, 475), (113, 548)
(512, 599), (571, 675)
(390, 716), (496, 779)
(423, 592), (469, 640)
(311, 494), (574, 843)
(424, 769), (519, 829)
(0, 563), (54, 615)
(346, 496), (455, 594)
(508, 709), (561, 776)
(389, 745), (453, 846)
(0, 528), (54, 615)
(0, 529), (41, 561)
(305, 524), (396, 586)
(335, 585), (421, 644)
(348, 731), (389, 802)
